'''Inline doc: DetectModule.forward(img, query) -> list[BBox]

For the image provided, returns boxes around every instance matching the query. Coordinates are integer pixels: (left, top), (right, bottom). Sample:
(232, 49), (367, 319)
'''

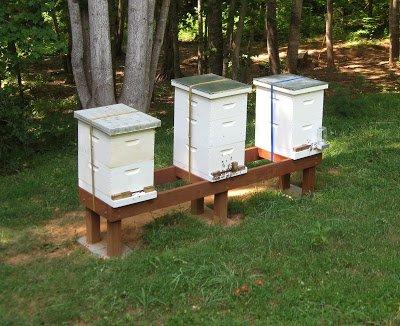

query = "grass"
(1, 81), (400, 324)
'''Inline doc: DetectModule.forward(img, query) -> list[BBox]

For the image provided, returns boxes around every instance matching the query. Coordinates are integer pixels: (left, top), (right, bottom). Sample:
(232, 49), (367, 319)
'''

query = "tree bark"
(146, 0), (171, 110)
(120, 0), (156, 112)
(389, 0), (399, 66)
(326, 0), (335, 69)
(67, 0), (92, 108)
(223, 0), (236, 76)
(207, 0), (223, 75)
(197, 0), (205, 74)
(265, 0), (280, 74)
(171, 0), (182, 79)
(65, 16), (74, 84)
(88, 0), (116, 106)
(158, 0), (182, 82)
(80, 6), (92, 94)
(287, 0), (303, 73)
(231, 0), (247, 80)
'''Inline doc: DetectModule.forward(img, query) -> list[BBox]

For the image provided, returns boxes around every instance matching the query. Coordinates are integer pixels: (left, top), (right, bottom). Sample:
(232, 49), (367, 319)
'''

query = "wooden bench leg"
(278, 173), (291, 190)
(302, 166), (316, 195)
(85, 208), (101, 244)
(107, 220), (122, 257)
(214, 191), (228, 225)
(191, 198), (205, 215)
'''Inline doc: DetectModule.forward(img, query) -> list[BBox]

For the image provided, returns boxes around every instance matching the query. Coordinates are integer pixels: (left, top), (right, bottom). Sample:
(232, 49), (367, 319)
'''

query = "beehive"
(171, 74), (252, 182)
(253, 74), (329, 160)
(74, 104), (161, 208)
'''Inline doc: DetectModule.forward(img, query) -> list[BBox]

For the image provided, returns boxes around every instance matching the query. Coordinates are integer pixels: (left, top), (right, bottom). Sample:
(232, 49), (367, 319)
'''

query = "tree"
(223, 0), (237, 76)
(197, 0), (205, 74)
(207, 0), (224, 75)
(68, 0), (171, 111)
(88, 0), (116, 106)
(67, 0), (92, 108)
(265, 0), (280, 74)
(326, 0), (335, 69)
(231, 0), (247, 80)
(389, 0), (399, 66)
(159, 0), (182, 81)
(115, 0), (127, 57)
(287, 0), (303, 73)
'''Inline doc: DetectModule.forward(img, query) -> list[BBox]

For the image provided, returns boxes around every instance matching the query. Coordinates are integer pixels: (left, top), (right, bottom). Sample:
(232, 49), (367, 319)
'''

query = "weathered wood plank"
(85, 208), (101, 244)
(79, 153), (321, 221)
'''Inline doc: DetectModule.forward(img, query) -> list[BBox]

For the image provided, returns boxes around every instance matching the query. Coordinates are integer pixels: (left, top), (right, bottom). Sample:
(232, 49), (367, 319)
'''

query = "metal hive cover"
(74, 104), (161, 136)
(253, 74), (328, 95)
(172, 74), (252, 99)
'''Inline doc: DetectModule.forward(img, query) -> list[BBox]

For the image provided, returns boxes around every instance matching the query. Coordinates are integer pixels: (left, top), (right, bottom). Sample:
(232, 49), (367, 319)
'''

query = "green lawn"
(1, 83), (400, 324)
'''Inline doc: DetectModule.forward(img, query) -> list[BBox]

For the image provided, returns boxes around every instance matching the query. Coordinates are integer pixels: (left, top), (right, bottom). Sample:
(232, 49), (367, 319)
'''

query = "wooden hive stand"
(79, 147), (321, 257)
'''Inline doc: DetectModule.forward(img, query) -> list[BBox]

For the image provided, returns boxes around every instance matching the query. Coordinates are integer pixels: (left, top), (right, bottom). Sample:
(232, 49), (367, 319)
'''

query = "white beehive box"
(171, 74), (252, 182)
(253, 74), (329, 160)
(74, 104), (161, 208)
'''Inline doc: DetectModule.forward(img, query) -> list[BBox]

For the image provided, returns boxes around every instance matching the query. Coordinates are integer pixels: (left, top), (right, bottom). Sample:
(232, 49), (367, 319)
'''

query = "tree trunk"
(65, 17), (74, 84)
(109, 0), (118, 92)
(80, 6), (92, 93)
(146, 0), (171, 110)
(159, 27), (175, 81)
(7, 42), (24, 100)
(158, 0), (182, 82)
(265, 0), (280, 74)
(120, 0), (156, 112)
(326, 0), (335, 69)
(87, 0), (115, 106)
(243, 14), (255, 82)
(171, 0), (182, 79)
(207, 0), (223, 75)
(197, 0), (205, 74)
(223, 0), (236, 76)
(116, 0), (127, 57)
(231, 0), (247, 80)
(287, 0), (303, 73)
(389, 0), (399, 66)
(67, 0), (92, 108)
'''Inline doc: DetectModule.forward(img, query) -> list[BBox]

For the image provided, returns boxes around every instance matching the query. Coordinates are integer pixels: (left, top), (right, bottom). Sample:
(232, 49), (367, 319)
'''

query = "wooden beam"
(191, 198), (205, 215)
(85, 208), (101, 244)
(258, 148), (289, 163)
(107, 220), (122, 257)
(302, 166), (316, 195)
(244, 146), (261, 163)
(175, 166), (205, 183)
(278, 174), (291, 190)
(79, 153), (321, 221)
(154, 166), (178, 185)
(214, 191), (228, 224)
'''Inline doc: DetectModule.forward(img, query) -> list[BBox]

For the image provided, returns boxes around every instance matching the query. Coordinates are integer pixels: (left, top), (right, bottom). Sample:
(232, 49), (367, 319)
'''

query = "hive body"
(172, 74), (252, 182)
(74, 104), (161, 208)
(254, 74), (329, 160)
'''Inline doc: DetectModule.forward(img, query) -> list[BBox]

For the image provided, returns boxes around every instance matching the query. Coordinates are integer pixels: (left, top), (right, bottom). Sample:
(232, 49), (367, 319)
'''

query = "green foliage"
(0, 0), (68, 84)
(0, 86), (34, 171)
(0, 83), (77, 174)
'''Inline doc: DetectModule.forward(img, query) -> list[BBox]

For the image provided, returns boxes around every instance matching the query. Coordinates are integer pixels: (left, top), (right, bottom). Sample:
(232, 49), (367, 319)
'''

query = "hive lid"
(171, 74), (252, 99)
(253, 74), (328, 95)
(74, 104), (161, 136)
